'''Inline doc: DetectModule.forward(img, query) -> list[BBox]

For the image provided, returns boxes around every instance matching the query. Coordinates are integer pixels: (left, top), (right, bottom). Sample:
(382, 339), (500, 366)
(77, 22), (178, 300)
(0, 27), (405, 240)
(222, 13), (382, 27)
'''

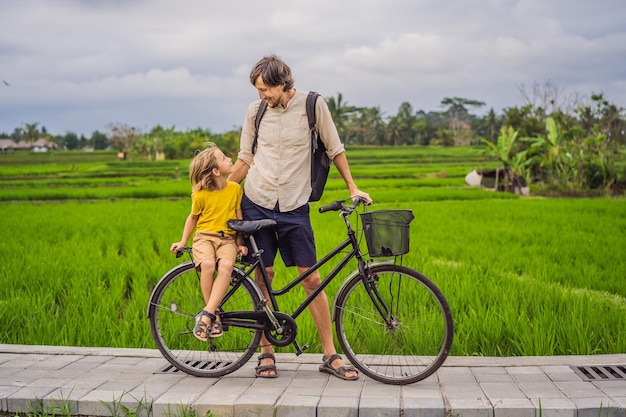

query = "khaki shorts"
(192, 231), (237, 270)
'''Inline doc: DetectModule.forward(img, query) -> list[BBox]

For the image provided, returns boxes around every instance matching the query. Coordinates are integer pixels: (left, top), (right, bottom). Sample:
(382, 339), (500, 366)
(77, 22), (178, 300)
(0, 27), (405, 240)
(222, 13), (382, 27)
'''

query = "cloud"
(0, 0), (624, 135)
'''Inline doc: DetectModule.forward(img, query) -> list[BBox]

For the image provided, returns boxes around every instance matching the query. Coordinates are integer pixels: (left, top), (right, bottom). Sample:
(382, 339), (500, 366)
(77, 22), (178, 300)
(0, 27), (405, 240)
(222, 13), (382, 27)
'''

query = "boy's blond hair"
(189, 142), (220, 192)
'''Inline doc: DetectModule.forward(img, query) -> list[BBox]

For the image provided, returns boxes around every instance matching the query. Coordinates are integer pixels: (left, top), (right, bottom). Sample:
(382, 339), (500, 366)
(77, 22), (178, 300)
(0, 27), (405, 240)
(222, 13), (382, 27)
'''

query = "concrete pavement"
(1, 344), (625, 417)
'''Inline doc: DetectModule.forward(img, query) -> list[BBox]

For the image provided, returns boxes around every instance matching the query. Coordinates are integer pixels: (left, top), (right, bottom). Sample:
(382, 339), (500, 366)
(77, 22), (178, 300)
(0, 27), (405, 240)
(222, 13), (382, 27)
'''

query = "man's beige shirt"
(237, 89), (345, 212)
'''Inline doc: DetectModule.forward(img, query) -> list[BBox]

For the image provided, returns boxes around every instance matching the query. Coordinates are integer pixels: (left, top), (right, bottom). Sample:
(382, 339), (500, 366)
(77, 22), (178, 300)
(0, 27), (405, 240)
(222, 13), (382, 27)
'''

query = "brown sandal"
(319, 354), (359, 381)
(193, 310), (212, 342)
(209, 319), (223, 338)
(255, 353), (278, 378)
(194, 310), (222, 340)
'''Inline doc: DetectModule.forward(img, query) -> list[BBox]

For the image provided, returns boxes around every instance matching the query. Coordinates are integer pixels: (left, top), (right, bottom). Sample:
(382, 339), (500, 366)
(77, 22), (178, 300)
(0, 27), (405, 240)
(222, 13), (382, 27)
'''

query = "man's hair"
(249, 55), (294, 92)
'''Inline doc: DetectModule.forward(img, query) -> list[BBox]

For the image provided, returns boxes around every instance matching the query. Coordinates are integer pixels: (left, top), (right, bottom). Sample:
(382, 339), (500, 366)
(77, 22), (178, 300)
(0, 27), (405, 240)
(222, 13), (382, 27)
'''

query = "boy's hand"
(170, 242), (184, 253)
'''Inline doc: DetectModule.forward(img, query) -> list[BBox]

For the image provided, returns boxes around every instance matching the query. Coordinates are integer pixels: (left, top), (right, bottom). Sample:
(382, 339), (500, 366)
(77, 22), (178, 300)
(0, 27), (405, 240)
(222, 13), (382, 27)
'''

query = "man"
(229, 55), (371, 380)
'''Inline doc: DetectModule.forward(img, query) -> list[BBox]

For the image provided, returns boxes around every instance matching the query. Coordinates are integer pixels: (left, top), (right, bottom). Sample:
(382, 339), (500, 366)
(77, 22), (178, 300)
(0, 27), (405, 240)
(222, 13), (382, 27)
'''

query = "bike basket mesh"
(360, 210), (414, 257)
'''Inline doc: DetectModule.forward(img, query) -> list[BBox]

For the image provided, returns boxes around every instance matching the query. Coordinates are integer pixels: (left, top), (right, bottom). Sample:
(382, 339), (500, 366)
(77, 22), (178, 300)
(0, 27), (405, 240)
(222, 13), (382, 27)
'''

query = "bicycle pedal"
(295, 344), (310, 356)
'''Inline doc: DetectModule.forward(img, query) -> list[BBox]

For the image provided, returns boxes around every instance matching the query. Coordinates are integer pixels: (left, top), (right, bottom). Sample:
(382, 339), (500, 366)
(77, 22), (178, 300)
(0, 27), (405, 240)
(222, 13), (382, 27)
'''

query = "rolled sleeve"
(316, 97), (346, 160)
(237, 101), (261, 166)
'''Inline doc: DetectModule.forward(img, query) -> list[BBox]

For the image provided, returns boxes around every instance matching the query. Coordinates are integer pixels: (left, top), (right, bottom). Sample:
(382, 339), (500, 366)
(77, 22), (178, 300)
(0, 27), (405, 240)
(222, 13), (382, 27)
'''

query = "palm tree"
(326, 93), (358, 140)
(353, 107), (385, 145)
(24, 123), (40, 147)
(387, 102), (417, 145)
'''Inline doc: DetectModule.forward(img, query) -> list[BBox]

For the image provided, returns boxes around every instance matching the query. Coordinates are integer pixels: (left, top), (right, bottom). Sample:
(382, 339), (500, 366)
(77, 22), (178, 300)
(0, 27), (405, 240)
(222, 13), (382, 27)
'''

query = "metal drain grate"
(571, 365), (626, 381)
(155, 360), (233, 374)
(156, 363), (183, 374)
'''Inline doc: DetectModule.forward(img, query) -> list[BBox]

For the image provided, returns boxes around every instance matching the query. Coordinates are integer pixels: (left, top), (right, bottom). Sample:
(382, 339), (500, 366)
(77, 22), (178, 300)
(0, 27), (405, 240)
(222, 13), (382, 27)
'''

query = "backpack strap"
(306, 91), (320, 151)
(252, 99), (269, 155)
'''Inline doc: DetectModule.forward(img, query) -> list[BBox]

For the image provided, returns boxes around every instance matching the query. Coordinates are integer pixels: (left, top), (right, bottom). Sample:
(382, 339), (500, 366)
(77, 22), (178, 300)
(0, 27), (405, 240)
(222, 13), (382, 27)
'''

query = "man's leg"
(255, 265), (277, 377)
(299, 267), (358, 379)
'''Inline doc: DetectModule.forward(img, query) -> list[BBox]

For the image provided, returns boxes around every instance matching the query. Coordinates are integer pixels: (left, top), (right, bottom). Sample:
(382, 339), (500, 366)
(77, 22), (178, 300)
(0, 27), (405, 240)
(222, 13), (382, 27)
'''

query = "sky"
(1, 0), (625, 137)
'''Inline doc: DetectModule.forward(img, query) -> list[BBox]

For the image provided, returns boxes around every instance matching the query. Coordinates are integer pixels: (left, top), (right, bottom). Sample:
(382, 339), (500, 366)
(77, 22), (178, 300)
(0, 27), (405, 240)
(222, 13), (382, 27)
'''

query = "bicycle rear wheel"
(335, 264), (453, 385)
(148, 262), (262, 377)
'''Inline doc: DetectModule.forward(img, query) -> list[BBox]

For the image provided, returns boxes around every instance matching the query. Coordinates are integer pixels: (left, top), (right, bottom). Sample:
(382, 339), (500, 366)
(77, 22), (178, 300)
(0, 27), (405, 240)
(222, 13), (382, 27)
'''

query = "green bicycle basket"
(360, 209), (415, 257)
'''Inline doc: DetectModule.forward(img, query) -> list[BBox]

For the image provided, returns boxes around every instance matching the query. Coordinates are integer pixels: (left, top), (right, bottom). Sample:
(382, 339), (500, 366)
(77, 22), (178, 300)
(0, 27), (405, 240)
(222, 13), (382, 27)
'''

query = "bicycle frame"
(219, 199), (400, 352)
(232, 208), (366, 317)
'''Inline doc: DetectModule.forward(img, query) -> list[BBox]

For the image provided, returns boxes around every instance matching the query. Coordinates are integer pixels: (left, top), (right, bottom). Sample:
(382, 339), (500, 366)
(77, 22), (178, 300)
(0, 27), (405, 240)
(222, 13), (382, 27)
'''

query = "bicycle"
(147, 196), (453, 385)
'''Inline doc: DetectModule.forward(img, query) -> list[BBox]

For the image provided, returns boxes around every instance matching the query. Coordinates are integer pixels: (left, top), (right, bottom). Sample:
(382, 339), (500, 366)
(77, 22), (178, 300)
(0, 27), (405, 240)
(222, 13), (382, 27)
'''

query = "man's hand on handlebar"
(351, 190), (372, 206)
(319, 195), (372, 213)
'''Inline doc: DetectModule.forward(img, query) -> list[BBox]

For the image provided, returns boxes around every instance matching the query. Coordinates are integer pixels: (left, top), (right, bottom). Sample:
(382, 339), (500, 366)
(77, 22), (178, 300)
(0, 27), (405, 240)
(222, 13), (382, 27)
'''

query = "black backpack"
(252, 91), (331, 202)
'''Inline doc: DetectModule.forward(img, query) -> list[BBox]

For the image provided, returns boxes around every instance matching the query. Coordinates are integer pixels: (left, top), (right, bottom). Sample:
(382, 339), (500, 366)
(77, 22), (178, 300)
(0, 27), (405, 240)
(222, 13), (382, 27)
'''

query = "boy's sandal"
(319, 354), (359, 381)
(255, 353), (278, 378)
(193, 310), (213, 342)
(209, 320), (223, 338)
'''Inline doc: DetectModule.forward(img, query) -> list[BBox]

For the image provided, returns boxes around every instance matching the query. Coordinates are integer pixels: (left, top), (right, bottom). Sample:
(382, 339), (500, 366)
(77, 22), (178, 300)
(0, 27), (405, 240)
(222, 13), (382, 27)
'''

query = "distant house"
(31, 138), (57, 152)
(0, 139), (15, 151)
(0, 138), (57, 152)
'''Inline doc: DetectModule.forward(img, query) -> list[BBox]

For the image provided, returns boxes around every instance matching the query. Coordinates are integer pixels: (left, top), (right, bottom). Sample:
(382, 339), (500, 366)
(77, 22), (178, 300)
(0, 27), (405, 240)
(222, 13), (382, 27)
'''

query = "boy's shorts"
(192, 231), (237, 270)
(241, 194), (317, 268)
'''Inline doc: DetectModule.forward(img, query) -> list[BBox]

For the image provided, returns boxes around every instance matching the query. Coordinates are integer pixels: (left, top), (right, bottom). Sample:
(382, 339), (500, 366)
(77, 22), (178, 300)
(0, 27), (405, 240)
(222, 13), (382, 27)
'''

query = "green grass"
(0, 147), (624, 357)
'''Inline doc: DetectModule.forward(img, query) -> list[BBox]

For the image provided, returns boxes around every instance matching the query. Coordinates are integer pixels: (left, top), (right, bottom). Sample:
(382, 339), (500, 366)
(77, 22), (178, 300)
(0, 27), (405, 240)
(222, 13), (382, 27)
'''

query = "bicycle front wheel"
(148, 262), (262, 377)
(335, 264), (453, 385)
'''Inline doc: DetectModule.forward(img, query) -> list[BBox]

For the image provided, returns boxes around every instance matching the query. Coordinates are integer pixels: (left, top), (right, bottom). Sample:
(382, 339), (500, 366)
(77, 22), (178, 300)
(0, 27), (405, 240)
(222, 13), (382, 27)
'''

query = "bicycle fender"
(331, 260), (396, 322)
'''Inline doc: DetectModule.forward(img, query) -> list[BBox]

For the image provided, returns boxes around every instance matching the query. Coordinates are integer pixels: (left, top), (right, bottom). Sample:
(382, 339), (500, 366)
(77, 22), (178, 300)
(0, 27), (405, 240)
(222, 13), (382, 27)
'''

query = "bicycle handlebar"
(318, 196), (369, 214)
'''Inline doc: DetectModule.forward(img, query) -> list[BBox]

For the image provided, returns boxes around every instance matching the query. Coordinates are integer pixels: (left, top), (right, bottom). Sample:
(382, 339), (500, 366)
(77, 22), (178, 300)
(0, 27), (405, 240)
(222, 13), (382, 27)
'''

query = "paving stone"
(570, 396), (622, 417)
(321, 375), (365, 397)
(472, 366), (514, 383)
(317, 396), (359, 417)
(554, 381), (607, 398)
(233, 396), (276, 417)
(359, 395), (402, 417)
(193, 377), (253, 417)
(480, 382), (527, 399)
(0, 366), (21, 381)
(492, 398), (535, 417)
(517, 381), (567, 399)
(402, 379), (442, 399)
(444, 397), (492, 417)
(0, 386), (21, 412)
(42, 387), (91, 416)
(6, 385), (57, 414)
(542, 365), (581, 382)
(530, 397), (576, 417)
(592, 380), (626, 397)
(275, 394), (318, 417)
(610, 396), (626, 408)
(403, 397), (445, 417)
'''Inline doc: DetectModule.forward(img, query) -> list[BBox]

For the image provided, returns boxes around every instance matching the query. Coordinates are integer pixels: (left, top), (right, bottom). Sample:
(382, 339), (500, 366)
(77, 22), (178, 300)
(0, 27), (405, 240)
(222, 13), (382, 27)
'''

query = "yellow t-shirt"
(191, 181), (243, 236)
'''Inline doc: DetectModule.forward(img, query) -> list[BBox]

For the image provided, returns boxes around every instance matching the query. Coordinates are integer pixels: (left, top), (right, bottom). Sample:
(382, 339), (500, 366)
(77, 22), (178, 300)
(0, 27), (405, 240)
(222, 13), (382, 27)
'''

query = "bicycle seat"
(227, 219), (277, 234)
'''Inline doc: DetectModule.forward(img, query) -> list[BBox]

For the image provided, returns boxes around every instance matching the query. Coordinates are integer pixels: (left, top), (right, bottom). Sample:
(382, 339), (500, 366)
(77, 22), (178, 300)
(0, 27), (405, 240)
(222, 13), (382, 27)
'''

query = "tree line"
(3, 82), (625, 194)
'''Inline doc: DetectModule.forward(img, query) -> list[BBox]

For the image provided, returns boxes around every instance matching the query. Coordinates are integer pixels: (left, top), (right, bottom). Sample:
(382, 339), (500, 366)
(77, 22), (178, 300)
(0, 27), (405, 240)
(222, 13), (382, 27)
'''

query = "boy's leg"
(193, 234), (218, 305)
(205, 241), (237, 314)
(194, 259), (216, 339)
(199, 259), (216, 305)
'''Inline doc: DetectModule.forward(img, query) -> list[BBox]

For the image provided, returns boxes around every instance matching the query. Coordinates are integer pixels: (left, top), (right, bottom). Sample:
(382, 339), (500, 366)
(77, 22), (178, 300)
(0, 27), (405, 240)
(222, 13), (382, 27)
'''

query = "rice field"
(0, 147), (624, 356)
